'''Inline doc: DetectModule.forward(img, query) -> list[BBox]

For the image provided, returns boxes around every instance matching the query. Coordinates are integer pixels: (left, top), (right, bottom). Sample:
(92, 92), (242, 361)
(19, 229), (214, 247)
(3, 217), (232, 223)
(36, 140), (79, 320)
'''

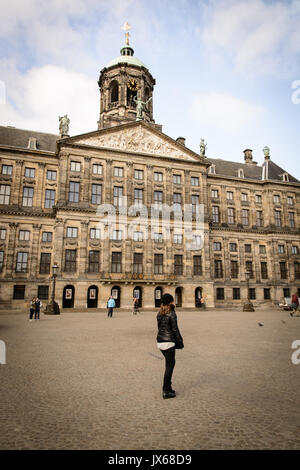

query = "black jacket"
(156, 308), (184, 348)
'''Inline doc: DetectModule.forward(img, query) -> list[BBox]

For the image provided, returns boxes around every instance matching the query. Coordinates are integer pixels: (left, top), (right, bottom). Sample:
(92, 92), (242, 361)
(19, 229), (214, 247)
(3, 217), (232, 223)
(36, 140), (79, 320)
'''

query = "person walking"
(200, 295), (206, 310)
(107, 296), (116, 318)
(29, 298), (35, 321)
(156, 293), (184, 399)
(132, 297), (139, 315)
(290, 291), (299, 317)
(34, 297), (42, 320)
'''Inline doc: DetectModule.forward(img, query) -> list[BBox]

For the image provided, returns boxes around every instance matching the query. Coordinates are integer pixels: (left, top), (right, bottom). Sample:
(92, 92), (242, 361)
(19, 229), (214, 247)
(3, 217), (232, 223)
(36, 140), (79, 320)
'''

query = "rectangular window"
(45, 189), (56, 208)
(91, 184), (102, 204)
(212, 206), (220, 223)
(19, 230), (30, 241)
(154, 254), (163, 274)
(174, 233), (183, 244)
(256, 194), (262, 203)
(227, 207), (235, 224)
(211, 189), (219, 198)
(133, 231), (143, 242)
(13, 285), (25, 299)
(273, 194), (280, 204)
(214, 259), (223, 278)
(70, 161), (80, 172)
(66, 227), (78, 238)
(38, 286), (49, 300)
(227, 191), (233, 200)
(90, 228), (101, 239)
(294, 262), (300, 280)
(192, 235), (202, 246)
(173, 193), (182, 210)
(133, 253), (143, 274)
(245, 244), (252, 253)
(47, 170), (57, 181)
(0, 229), (6, 240)
(154, 191), (163, 208)
(16, 252), (28, 273)
(261, 262), (268, 279)
(191, 176), (199, 186)
(39, 253), (51, 274)
(241, 193), (248, 201)
(93, 164), (103, 175)
(174, 255), (183, 275)
(42, 232), (52, 242)
(213, 242), (222, 251)
(245, 261), (254, 278)
(134, 189), (143, 207)
(113, 186), (123, 207)
(111, 252), (122, 273)
(114, 167), (123, 177)
(25, 167), (35, 178)
(231, 260), (238, 278)
(256, 211), (263, 227)
(229, 243), (237, 252)
(283, 288), (290, 298)
(259, 245), (266, 254)
(292, 246), (299, 255)
(288, 212), (295, 228)
(274, 210), (281, 227)
(280, 262), (287, 279)
(287, 196), (294, 205)
(89, 251), (100, 272)
(233, 288), (240, 300)
(193, 256), (202, 275)
(249, 288), (256, 300)
(154, 172), (163, 182)
(0, 251), (4, 272)
(112, 230), (122, 241)
(241, 209), (249, 225)
(264, 288), (271, 300)
(154, 232), (163, 243)
(134, 169), (144, 180)
(0, 185), (10, 205)
(22, 187), (34, 207)
(278, 245), (285, 254)
(192, 194), (199, 214)
(216, 288), (224, 300)
(2, 165), (12, 175)
(173, 174), (181, 185)
(64, 249), (77, 272)
(69, 182), (80, 203)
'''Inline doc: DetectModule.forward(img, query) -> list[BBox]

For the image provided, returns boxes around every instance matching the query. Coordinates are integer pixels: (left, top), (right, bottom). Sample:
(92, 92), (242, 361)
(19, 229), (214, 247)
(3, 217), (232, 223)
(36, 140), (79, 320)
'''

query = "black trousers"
(34, 308), (40, 320)
(161, 346), (176, 392)
(108, 307), (113, 317)
(29, 308), (34, 320)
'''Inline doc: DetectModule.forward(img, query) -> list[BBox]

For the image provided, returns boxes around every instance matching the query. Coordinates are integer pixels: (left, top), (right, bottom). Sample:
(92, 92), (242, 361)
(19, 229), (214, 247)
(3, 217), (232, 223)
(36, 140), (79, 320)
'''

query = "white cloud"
(0, 64), (99, 135)
(189, 92), (265, 132)
(200, 0), (300, 77)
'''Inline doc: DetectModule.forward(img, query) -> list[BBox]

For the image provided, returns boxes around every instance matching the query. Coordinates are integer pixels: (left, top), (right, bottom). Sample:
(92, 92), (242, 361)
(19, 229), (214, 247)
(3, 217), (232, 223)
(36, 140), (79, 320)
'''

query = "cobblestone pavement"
(0, 308), (300, 450)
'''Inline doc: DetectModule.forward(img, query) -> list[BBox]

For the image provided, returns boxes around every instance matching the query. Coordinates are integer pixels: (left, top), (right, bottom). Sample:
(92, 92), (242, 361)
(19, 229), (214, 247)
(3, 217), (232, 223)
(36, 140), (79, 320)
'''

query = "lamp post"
(243, 270), (255, 312)
(44, 264), (60, 315)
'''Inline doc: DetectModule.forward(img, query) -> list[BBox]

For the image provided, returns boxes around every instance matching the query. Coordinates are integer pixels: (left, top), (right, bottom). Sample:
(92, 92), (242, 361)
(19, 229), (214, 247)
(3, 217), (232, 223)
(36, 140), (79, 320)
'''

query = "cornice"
(0, 145), (57, 158)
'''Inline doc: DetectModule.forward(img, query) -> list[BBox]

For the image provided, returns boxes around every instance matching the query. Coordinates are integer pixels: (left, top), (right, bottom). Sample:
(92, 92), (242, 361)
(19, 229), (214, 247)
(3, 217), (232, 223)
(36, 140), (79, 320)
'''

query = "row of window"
(216, 287), (270, 301)
(211, 205), (296, 228)
(2, 165), (57, 181)
(213, 242), (299, 255)
(211, 189), (295, 205)
(213, 259), (300, 280)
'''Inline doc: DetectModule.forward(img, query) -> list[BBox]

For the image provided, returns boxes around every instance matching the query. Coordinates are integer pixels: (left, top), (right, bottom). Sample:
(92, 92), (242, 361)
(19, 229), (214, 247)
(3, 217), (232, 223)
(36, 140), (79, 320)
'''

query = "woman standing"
(29, 298), (35, 322)
(156, 293), (184, 399)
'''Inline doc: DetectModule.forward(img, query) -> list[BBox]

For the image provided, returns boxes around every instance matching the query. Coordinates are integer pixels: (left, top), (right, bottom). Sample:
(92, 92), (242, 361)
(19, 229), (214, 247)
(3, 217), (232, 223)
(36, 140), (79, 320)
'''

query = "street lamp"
(44, 264), (60, 315)
(243, 270), (255, 312)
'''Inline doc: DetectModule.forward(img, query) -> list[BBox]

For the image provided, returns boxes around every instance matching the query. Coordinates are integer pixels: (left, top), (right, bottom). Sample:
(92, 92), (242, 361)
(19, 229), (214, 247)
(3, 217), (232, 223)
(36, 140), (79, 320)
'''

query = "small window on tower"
(110, 81), (119, 103)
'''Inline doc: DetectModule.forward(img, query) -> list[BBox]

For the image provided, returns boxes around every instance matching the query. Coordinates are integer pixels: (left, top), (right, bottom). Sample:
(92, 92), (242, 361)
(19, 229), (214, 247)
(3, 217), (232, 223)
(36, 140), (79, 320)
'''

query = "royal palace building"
(0, 35), (299, 311)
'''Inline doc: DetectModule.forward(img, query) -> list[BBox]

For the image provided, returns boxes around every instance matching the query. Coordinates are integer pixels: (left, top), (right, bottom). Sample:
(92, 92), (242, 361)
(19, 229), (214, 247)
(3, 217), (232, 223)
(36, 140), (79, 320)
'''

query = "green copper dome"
(106, 44), (146, 69)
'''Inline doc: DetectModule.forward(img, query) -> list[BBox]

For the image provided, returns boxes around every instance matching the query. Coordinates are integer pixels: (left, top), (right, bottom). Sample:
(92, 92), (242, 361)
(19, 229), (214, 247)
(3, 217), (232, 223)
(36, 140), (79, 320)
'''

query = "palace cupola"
(97, 23), (156, 129)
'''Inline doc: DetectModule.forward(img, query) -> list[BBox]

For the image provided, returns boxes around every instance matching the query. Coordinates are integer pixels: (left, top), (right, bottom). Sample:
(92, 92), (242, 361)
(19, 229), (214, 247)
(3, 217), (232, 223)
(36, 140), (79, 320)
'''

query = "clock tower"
(98, 24), (156, 129)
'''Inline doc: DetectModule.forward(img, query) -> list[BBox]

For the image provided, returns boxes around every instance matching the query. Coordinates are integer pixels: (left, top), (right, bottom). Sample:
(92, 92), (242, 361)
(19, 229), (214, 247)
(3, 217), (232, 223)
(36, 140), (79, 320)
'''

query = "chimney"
(176, 137), (186, 146)
(243, 149), (253, 164)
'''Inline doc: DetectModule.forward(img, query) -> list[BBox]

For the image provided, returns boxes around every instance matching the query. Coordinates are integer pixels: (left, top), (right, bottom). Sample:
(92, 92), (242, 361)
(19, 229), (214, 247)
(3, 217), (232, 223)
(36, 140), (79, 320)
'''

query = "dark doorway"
(87, 285), (98, 308)
(195, 287), (202, 308)
(133, 286), (142, 308)
(175, 287), (182, 308)
(111, 286), (121, 308)
(63, 285), (75, 308)
(154, 286), (163, 308)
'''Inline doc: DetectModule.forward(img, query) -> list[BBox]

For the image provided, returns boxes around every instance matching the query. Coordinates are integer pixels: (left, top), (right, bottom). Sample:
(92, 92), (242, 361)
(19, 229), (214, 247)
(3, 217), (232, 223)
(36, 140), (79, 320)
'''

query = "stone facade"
(0, 42), (299, 311)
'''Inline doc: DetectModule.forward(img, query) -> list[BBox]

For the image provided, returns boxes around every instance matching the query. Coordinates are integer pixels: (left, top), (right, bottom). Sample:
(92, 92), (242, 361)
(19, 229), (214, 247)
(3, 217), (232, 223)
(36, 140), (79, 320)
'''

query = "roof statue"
(200, 138), (207, 156)
(263, 146), (270, 158)
(121, 22), (131, 45)
(59, 114), (70, 137)
(133, 96), (152, 121)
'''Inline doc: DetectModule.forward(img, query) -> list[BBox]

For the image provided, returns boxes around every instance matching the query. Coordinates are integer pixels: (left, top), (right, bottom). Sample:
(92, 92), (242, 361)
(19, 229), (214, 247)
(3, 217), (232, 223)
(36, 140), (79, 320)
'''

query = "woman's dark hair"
(159, 304), (171, 315)
(159, 293), (174, 315)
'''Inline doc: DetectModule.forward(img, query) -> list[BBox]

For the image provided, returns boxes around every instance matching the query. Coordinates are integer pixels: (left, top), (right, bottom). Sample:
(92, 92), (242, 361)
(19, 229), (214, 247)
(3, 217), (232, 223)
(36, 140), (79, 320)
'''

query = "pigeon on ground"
(258, 322), (264, 327)
(281, 320), (286, 324)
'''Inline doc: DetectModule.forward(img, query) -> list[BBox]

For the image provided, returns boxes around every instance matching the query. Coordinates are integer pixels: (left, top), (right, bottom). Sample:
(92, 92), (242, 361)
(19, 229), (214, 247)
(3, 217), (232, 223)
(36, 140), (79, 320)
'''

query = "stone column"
(37, 162), (46, 208)
(79, 220), (89, 274)
(54, 218), (65, 272)
(105, 160), (113, 204)
(12, 160), (23, 206)
(57, 151), (69, 203)
(30, 224), (42, 277)
(83, 157), (91, 203)
(6, 223), (18, 277)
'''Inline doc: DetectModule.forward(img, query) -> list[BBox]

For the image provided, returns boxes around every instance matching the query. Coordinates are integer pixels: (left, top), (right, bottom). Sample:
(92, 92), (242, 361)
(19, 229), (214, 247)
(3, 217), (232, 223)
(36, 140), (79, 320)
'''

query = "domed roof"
(106, 55), (146, 69)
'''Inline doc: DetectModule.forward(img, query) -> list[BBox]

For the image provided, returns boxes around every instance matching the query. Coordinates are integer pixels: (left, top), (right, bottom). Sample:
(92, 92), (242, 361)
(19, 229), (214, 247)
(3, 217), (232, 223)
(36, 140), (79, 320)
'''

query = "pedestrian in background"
(200, 295), (206, 309)
(34, 298), (42, 320)
(156, 293), (184, 399)
(133, 297), (139, 314)
(29, 298), (35, 322)
(107, 296), (116, 318)
(290, 291), (299, 317)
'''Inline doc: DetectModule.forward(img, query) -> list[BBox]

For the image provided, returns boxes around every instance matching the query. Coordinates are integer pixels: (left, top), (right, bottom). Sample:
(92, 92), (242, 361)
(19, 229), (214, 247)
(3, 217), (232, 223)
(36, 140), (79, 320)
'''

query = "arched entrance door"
(111, 286), (121, 308)
(63, 285), (75, 308)
(87, 285), (98, 308)
(195, 287), (202, 308)
(175, 287), (182, 308)
(154, 286), (163, 308)
(133, 286), (142, 308)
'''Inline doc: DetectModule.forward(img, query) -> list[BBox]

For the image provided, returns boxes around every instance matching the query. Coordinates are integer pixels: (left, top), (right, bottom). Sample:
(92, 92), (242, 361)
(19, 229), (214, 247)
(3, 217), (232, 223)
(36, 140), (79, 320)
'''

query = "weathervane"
(121, 22), (131, 45)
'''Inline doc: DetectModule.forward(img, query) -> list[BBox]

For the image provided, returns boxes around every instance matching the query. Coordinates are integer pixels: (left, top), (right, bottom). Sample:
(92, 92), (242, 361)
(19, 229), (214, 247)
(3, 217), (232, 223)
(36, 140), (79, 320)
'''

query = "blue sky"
(1, 0), (300, 178)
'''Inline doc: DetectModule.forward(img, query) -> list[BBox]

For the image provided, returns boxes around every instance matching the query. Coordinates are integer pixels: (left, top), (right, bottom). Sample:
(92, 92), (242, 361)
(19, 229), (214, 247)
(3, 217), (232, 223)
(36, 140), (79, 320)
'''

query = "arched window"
(110, 81), (119, 103)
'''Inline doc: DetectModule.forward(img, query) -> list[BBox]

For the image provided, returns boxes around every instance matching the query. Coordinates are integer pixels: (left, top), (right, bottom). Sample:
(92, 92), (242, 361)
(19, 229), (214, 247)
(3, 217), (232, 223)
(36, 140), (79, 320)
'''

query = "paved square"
(0, 308), (300, 450)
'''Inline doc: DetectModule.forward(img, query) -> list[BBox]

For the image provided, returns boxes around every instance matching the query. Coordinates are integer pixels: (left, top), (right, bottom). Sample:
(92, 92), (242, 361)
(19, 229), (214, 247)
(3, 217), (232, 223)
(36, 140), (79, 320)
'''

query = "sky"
(0, 0), (300, 178)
